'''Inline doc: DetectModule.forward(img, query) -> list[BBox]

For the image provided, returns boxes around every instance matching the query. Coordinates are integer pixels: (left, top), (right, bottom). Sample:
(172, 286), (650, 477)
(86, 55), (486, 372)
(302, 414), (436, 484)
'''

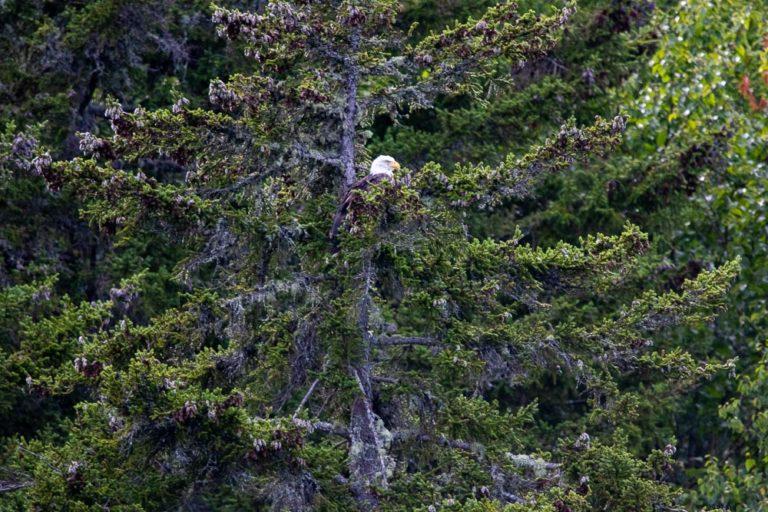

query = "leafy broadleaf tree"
(3, 1), (738, 510)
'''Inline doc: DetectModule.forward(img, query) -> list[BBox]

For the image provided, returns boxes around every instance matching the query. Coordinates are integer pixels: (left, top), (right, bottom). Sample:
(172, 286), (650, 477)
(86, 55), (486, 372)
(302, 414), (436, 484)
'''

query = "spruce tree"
(3, 1), (738, 510)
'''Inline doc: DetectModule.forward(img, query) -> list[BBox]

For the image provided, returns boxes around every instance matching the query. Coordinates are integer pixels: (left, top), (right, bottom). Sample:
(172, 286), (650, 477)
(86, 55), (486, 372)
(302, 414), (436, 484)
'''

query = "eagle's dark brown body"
(329, 172), (394, 243)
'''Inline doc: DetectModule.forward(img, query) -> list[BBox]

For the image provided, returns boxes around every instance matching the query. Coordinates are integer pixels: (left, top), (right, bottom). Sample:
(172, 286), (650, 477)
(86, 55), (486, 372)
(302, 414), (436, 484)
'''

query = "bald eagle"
(329, 155), (401, 242)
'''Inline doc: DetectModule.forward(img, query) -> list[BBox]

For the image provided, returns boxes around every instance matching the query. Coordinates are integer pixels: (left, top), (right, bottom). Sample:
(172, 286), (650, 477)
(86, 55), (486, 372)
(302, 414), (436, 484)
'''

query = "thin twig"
(16, 445), (62, 475)
(292, 378), (320, 419)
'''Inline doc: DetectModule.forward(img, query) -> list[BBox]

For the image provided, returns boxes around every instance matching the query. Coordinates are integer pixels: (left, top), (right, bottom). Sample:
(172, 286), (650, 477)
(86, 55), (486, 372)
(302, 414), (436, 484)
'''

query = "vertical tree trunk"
(347, 263), (392, 509)
(340, 28), (361, 191)
(348, 393), (391, 508)
(337, 24), (391, 511)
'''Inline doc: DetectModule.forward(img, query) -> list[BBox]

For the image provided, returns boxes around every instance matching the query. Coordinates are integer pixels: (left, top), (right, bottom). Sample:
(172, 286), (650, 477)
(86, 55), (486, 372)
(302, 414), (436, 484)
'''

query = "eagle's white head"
(370, 155), (401, 177)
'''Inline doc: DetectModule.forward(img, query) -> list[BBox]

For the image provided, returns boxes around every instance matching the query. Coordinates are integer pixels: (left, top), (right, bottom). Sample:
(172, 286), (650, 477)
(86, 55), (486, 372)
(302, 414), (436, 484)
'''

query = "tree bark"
(340, 28), (361, 191)
(347, 262), (392, 509)
(348, 374), (391, 509)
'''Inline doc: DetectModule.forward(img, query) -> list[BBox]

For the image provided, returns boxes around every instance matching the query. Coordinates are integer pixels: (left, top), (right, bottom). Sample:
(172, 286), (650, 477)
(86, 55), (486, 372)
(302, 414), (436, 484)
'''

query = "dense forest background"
(0, 0), (767, 510)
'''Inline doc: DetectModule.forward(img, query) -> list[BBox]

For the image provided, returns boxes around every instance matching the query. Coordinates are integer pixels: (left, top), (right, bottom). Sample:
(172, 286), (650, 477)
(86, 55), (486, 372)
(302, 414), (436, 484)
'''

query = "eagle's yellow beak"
(391, 161), (401, 171)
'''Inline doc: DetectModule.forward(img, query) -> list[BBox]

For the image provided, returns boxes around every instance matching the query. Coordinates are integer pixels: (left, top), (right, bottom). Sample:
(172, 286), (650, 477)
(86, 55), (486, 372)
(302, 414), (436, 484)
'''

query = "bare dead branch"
(293, 378), (320, 419)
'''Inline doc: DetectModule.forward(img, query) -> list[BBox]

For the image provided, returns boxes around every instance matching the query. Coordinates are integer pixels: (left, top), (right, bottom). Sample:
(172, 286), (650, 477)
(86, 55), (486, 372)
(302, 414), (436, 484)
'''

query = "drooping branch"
(416, 116), (626, 210)
(359, 3), (576, 119)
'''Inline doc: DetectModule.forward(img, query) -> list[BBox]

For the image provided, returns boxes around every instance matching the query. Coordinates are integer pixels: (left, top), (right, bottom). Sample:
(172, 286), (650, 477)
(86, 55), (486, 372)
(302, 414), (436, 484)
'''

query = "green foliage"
(568, 439), (678, 511)
(0, 277), (112, 436)
(497, 0), (768, 507)
(371, 0), (654, 168)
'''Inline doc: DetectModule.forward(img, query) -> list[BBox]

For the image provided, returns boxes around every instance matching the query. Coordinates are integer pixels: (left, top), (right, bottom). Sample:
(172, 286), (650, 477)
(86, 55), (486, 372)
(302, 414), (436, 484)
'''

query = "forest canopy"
(0, 0), (766, 510)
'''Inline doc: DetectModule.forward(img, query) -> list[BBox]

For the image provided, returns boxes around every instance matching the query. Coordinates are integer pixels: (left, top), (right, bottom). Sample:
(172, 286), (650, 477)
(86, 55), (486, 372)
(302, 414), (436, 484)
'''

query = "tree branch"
(371, 375), (399, 384)
(377, 335), (442, 347)
(293, 378), (320, 418)
(290, 143), (343, 168)
(392, 431), (478, 452)
(0, 476), (32, 494)
(313, 421), (350, 438)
